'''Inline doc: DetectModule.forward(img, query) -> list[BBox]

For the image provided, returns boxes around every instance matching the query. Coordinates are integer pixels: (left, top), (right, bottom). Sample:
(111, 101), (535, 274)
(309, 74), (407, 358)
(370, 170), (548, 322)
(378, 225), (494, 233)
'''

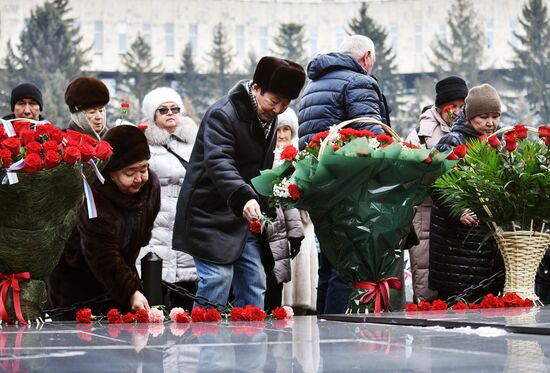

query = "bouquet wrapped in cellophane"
(0, 118), (112, 323)
(253, 118), (459, 313)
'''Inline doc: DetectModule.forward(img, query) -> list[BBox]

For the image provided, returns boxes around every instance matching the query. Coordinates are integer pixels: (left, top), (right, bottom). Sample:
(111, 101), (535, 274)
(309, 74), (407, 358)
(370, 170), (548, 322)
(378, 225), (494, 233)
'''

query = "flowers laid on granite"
(405, 292), (534, 312)
(434, 124), (550, 302)
(76, 304), (293, 324)
(252, 117), (459, 313)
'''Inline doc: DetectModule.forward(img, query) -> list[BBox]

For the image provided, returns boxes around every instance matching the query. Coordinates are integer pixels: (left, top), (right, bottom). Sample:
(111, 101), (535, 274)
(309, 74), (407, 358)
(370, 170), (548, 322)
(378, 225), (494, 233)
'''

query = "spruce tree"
(178, 42), (211, 117)
(430, 0), (485, 85)
(348, 2), (404, 132)
(504, 0), (550, 123)
(272, 23), (308, 68)
(206, 23), (235, 97)
(0, 0), (89, 126)
(118, 34), (164, 121)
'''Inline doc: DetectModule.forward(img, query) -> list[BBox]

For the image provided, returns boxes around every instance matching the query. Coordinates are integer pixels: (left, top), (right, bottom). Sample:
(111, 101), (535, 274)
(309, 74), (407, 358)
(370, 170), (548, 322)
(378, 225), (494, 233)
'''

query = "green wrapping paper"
(253, 136), (456, 312)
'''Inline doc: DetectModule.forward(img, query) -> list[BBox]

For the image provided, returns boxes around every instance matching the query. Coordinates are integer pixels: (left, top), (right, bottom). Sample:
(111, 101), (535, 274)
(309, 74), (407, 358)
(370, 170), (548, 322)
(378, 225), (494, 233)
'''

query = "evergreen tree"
(178, 42), (211, 117)
(504, 0), (550, 123)
(118, 34), (164, 121)
(348, 2), (405, 132)
(430, 0), (485, 85)
(206, 22), (235, 97)
(272, 23), (308, 68)
(0, 0), (89, 126)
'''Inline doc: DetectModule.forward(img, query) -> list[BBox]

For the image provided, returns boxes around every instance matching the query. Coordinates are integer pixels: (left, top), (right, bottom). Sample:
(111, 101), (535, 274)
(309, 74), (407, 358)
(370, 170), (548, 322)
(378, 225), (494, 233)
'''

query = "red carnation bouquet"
(0, 119), (112, 324)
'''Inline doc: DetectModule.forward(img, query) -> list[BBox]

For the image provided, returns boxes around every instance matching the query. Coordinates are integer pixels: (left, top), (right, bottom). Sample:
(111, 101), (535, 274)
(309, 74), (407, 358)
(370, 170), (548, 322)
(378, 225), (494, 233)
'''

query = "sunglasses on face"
(157, 107), (181, 115)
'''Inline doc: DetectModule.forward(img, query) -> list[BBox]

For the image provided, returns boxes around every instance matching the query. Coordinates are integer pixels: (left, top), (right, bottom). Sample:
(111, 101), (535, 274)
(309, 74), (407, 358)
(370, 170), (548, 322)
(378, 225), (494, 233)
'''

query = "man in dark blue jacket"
(298, 34), (392, 314)
(173, 57), (306, 309)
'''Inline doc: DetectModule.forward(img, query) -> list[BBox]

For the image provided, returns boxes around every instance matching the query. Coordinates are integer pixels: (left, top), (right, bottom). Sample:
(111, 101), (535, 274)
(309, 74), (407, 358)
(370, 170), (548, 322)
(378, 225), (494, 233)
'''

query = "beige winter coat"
(406, 106), (451, 301)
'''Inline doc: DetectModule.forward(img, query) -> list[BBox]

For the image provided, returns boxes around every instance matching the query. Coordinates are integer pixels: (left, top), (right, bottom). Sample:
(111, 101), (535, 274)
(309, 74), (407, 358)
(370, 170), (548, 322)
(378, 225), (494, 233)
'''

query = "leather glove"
(289, 237), (303, 259)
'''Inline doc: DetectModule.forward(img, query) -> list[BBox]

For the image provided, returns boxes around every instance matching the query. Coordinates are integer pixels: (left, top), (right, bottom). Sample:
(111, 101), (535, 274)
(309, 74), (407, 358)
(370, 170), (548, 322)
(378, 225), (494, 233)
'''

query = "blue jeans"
(317, 251), (351, 314)
(194, 232), (266, 308)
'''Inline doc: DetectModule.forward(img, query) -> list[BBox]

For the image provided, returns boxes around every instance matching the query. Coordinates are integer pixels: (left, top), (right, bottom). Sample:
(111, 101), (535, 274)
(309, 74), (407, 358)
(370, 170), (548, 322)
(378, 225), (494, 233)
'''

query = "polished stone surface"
(2, 308), (550, 372)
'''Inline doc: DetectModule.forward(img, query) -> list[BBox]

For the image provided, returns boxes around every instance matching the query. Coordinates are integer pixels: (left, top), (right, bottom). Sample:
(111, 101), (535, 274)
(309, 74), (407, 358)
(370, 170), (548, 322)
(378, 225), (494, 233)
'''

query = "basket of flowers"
(434, 124), (550, 303)
(0, 118), (112, 323)
(253, 117), (460, 313)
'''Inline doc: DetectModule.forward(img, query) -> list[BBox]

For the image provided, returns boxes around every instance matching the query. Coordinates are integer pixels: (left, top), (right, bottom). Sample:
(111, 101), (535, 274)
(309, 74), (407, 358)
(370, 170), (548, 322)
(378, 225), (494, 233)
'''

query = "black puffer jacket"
(297, 52), (390, 150)
(429, 112), (501, 299)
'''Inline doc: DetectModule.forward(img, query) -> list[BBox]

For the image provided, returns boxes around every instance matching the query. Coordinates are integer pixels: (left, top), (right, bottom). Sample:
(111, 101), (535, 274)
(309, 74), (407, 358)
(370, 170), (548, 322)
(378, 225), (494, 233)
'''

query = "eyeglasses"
(157, 107), (181, 115)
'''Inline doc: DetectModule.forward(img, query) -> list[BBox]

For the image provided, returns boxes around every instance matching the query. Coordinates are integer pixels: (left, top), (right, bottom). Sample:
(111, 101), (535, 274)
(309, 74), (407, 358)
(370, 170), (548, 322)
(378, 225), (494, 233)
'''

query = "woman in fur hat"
(64, 76), (110, 140)
(136, 87), (199, 310)
(47, 125), (161, 319)
(429, 84), (503, 302)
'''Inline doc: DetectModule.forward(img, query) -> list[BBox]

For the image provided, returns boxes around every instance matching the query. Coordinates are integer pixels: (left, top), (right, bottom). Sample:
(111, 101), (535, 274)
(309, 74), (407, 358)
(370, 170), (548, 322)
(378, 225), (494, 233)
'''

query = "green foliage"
(207, 23), (235, 97)
(430, 0), (485, 85)
(347, 2), (405, 132)
(434, 131), (550, 230)
(0, 0), (89, 126)
(177, 42), (212, 117)
(272, 23), (308, 68)
(504, 0), (550, 123)
(117, 34), (164, 122)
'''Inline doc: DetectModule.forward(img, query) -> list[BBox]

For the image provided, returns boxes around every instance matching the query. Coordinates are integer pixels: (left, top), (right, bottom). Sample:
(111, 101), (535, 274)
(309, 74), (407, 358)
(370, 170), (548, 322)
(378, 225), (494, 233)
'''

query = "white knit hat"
(141, 87), (185, 123)
(276, 108), (299, 140)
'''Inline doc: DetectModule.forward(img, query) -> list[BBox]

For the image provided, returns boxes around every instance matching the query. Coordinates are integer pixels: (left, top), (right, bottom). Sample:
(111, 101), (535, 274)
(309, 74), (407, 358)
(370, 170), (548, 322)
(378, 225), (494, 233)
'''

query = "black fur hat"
(65, 76), (110, 113)
(253, 56), (306, 99)
(102, 125), (150, 173)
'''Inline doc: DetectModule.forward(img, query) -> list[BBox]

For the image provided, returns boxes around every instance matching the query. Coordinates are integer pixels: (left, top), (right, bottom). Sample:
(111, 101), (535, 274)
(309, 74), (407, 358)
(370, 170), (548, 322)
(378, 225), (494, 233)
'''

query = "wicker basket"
(494, 230), (550, 302)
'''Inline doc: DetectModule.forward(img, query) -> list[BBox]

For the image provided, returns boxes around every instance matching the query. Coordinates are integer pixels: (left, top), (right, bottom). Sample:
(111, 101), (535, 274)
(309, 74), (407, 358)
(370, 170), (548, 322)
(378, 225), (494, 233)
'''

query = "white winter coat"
(136, 117), (199, 283)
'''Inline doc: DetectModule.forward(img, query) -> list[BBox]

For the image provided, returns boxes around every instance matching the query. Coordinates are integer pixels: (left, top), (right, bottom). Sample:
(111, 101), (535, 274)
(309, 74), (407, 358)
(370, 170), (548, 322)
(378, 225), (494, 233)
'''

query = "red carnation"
(502, 292), (523, 307)
(25, 141), (41, 154)
(538, 125), (550, 138)
(522, 298), (534, 307)
(487, 135), (500, 148)
(405, 303), (419, 312)
(431, 299), (448, 311)
(272, 307), (287, 320)
(205, 308), (221, 322)
(0, 127), (6, 141)
(468, 303), (480, 310)
(357, 129), (375, 138)
(446, 152), (459, 160)
(418, 301), (432, 311)
(504, 134), (517, 151)
(453, 144), (467, 158)
(479, 294), (496, 309)
(23, 153), (42, 173)
(2, 137), (21, 157)
(95, 141), (113, 160)
(121, 102), (130, 108)
(280, 145), (298, 161)
(192, 307), (208, 322)
(376, 133), (394, 146)
(107, 309), (122, 323)
(44, 150), (62, 169)
(76, 308), (93, 323)
(122, 312), (136, 323)
(12, 121), (30, 135)
(230, 307), (248, 321)
(249, 219), (262, 234)
(43, 140), (59, 153)
(514, 124), (528, 139)
(63, 146), (81, 163)
(20, 129), (36, 145)
(135, 309), (149, 323)
(332, 145), (341, 151)
(288, 183), (300, 200)
(0, 148), (12, 168)
(245, 305), (266, 321)
(452, 301), (468, 311)
(79, 143), (95, 163)
(175, 312), (190, 323)
(423, 156), (432, 164)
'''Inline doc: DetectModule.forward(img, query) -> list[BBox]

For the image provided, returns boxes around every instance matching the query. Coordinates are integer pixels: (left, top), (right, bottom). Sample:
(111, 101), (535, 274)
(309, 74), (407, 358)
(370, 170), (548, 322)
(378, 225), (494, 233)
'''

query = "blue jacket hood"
(307, 52), (365, 80)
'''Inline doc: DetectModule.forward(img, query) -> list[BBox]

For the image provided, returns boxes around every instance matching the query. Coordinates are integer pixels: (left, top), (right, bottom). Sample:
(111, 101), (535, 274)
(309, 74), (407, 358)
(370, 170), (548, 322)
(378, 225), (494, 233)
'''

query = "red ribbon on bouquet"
(352, 277), (403, 313)
(0, 272), (30, 325)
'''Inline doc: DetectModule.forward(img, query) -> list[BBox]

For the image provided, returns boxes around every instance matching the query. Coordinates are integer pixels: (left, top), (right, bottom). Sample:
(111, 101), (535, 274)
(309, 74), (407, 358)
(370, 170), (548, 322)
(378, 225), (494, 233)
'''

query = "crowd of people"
(4, 31), (540, 319)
